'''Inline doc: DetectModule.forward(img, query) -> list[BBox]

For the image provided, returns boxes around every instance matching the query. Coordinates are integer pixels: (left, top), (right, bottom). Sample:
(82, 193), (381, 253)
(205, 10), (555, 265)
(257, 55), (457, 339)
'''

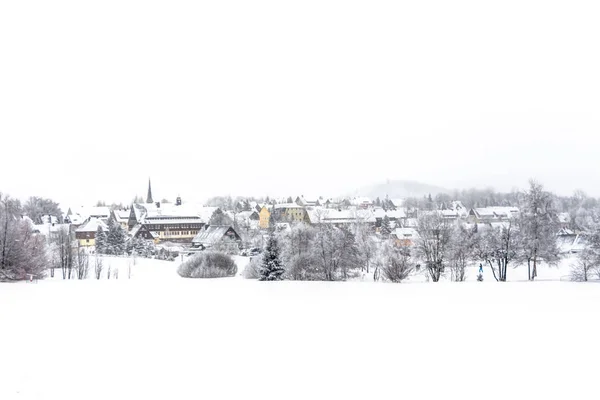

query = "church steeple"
(146, 178), (154, 204)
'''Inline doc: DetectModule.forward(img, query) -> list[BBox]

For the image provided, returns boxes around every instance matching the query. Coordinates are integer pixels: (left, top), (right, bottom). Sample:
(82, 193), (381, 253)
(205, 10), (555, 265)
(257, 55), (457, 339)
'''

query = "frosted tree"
(415, 212), (452, 282)
(52, 226), (74, 279)
(448, 225), (477, 282)
(74, 247), (90, 279)
(313, 226), (360, 281)
(519, 180), (560, 280)
(23, 196), (63, 224)
(95, 225), (107, 254)
(259, 234), (285, 281)
(106, 219), (126, 255)
(1, 193), (48, 281)
(356, 224), (377, 273)
(380, 215), (392, 237)
(475, 221), (520, 282)
(380, 242), (414, 282)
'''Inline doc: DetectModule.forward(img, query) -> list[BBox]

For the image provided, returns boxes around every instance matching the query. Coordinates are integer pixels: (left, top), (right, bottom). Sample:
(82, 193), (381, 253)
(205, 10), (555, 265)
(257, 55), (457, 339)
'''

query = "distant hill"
(350, 180), (451, 199)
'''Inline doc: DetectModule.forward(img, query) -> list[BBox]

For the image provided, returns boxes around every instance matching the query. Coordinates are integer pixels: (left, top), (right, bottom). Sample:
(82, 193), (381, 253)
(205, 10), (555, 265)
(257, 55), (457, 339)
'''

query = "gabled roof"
(372, 208), (406, 219)
(391, 228), (420, 240)
(76, 218), (108, 233)
(274, 203), (303, 210)
(192, 225), (239, 245)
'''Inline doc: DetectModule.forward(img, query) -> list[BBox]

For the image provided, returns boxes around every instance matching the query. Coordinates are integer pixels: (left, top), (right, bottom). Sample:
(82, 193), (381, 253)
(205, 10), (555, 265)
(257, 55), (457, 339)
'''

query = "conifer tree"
(106, 219), (126, 255)
(380, 215), (392, 237)
(259, 234), (285, 281)
(95, 225), (107, 254)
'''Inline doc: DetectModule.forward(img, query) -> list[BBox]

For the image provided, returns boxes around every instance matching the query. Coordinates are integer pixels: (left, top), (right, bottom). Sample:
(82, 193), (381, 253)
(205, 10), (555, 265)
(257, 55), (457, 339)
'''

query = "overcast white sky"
(1, 0), (599, 207)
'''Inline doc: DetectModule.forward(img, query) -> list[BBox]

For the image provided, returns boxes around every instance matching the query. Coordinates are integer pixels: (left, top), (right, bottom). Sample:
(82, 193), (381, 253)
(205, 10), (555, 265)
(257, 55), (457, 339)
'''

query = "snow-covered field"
(1, 256), (599, 399)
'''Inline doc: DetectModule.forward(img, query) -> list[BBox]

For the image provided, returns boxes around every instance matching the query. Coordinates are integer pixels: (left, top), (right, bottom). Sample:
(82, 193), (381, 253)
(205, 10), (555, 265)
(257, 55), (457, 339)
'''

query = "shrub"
(242, 256), (262, 279)
(177, 251), (237, 278)
(381, 244), (414, 283)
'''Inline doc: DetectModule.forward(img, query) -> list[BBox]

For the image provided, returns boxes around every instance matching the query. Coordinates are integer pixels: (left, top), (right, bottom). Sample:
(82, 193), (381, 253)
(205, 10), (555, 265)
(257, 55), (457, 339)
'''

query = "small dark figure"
(478, 263), (483, 274)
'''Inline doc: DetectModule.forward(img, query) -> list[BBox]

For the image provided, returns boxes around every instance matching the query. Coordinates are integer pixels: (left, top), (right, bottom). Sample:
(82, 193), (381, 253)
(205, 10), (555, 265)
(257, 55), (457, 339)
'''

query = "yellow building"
(75, 218), (108, 247)
(273, 204), (309, 224)
(259, 206), (271, 229)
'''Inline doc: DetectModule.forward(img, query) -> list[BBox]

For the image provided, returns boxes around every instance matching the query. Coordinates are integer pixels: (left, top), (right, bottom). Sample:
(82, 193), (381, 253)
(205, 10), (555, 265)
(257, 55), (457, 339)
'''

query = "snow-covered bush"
(284, 254), (322, 281)
(380, 243), (414, 283)
(242, 256), (262, 279)
(178, 251), (237, 278)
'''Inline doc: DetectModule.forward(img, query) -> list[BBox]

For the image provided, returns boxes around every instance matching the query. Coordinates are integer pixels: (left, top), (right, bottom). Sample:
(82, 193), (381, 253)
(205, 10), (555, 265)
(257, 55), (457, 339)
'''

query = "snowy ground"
(1, 255), (599, 399)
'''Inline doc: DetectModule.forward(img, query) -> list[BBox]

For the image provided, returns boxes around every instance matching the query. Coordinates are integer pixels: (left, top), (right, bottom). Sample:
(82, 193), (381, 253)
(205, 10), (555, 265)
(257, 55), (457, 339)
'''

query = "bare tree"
(355, 223), (377, 274)
(94, 256), (104, 280)
(52, 226), (74, 279)
(380, 243), (414, 282)
(570, 248), (598, 281)
(415, 212), (452, 282)
(476, 221), (520, 282)
(0, 194), (47, 281)
(448, 225), (477, 282)
(313, 226), (360, 281)
(74, 247), (90, 280)
(519, 180), (561, 280)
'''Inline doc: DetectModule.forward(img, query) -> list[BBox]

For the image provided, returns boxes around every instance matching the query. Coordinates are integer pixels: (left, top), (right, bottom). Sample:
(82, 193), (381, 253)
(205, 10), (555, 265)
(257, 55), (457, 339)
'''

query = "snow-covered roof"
(306, 208), (376, 224)
(131, 203), (219, 224)
(76, 218), (108, 233)
(471, 207), (519, 219)
(350, 197), (373, 205)
(192, 225), (238, 245)
(33, 222), (69, 234)
(71, 206), (111, 218)
(372, 208), (406, 219)
(274, 203), (303, 210)
(112, 209), (130, 222)
(391, 228), (420, 240)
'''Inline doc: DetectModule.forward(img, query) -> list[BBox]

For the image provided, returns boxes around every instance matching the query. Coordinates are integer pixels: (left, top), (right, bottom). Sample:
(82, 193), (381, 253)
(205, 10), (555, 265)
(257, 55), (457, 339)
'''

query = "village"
(22, 178), (590, 277)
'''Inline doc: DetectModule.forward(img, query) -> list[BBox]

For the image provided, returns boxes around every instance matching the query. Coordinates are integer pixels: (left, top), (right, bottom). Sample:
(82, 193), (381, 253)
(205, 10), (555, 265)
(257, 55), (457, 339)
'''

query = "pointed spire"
(146, 178), (154, 204)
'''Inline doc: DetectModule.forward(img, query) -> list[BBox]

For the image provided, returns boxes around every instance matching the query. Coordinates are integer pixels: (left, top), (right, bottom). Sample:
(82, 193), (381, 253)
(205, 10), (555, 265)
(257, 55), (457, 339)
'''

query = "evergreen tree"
(259, 234), (285, 281)
(380, 215), (392, 237)
(106, 219), (127, 255)
(95, 225), (107, 254)
(375, 197), (381, 207)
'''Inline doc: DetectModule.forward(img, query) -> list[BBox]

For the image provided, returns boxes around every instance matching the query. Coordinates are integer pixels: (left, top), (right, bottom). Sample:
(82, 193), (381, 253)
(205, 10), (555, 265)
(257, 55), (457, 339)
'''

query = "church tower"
(146, 178), (154, 204)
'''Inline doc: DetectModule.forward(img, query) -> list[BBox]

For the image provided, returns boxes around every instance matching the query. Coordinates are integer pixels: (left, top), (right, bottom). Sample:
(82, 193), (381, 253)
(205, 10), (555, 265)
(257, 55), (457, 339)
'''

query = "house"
(295, 196), (321, 207)
(191, 225), (242, 250)
(130, 224), (158, 242)
(127, 202), (216, 243)
(65, 206), (111, 226)
(75, 218), (108, 247)
(259, 206), (272, 230)
(306, 208), (376, 227)
(272, 203), (310, 224)
(466, 207), (519, 223)
(31, 221), (70, 243)
(111, 209), (131, 231)
(391, 228), (420, 247)
(350, 197), (373, 209)
(373, 208), (406, 228)
(235, 211), (260, 231)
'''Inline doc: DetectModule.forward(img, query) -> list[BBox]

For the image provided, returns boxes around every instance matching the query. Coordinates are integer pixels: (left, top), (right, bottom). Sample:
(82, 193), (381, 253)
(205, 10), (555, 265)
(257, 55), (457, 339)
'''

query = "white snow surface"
(1, 256), (599, 400)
